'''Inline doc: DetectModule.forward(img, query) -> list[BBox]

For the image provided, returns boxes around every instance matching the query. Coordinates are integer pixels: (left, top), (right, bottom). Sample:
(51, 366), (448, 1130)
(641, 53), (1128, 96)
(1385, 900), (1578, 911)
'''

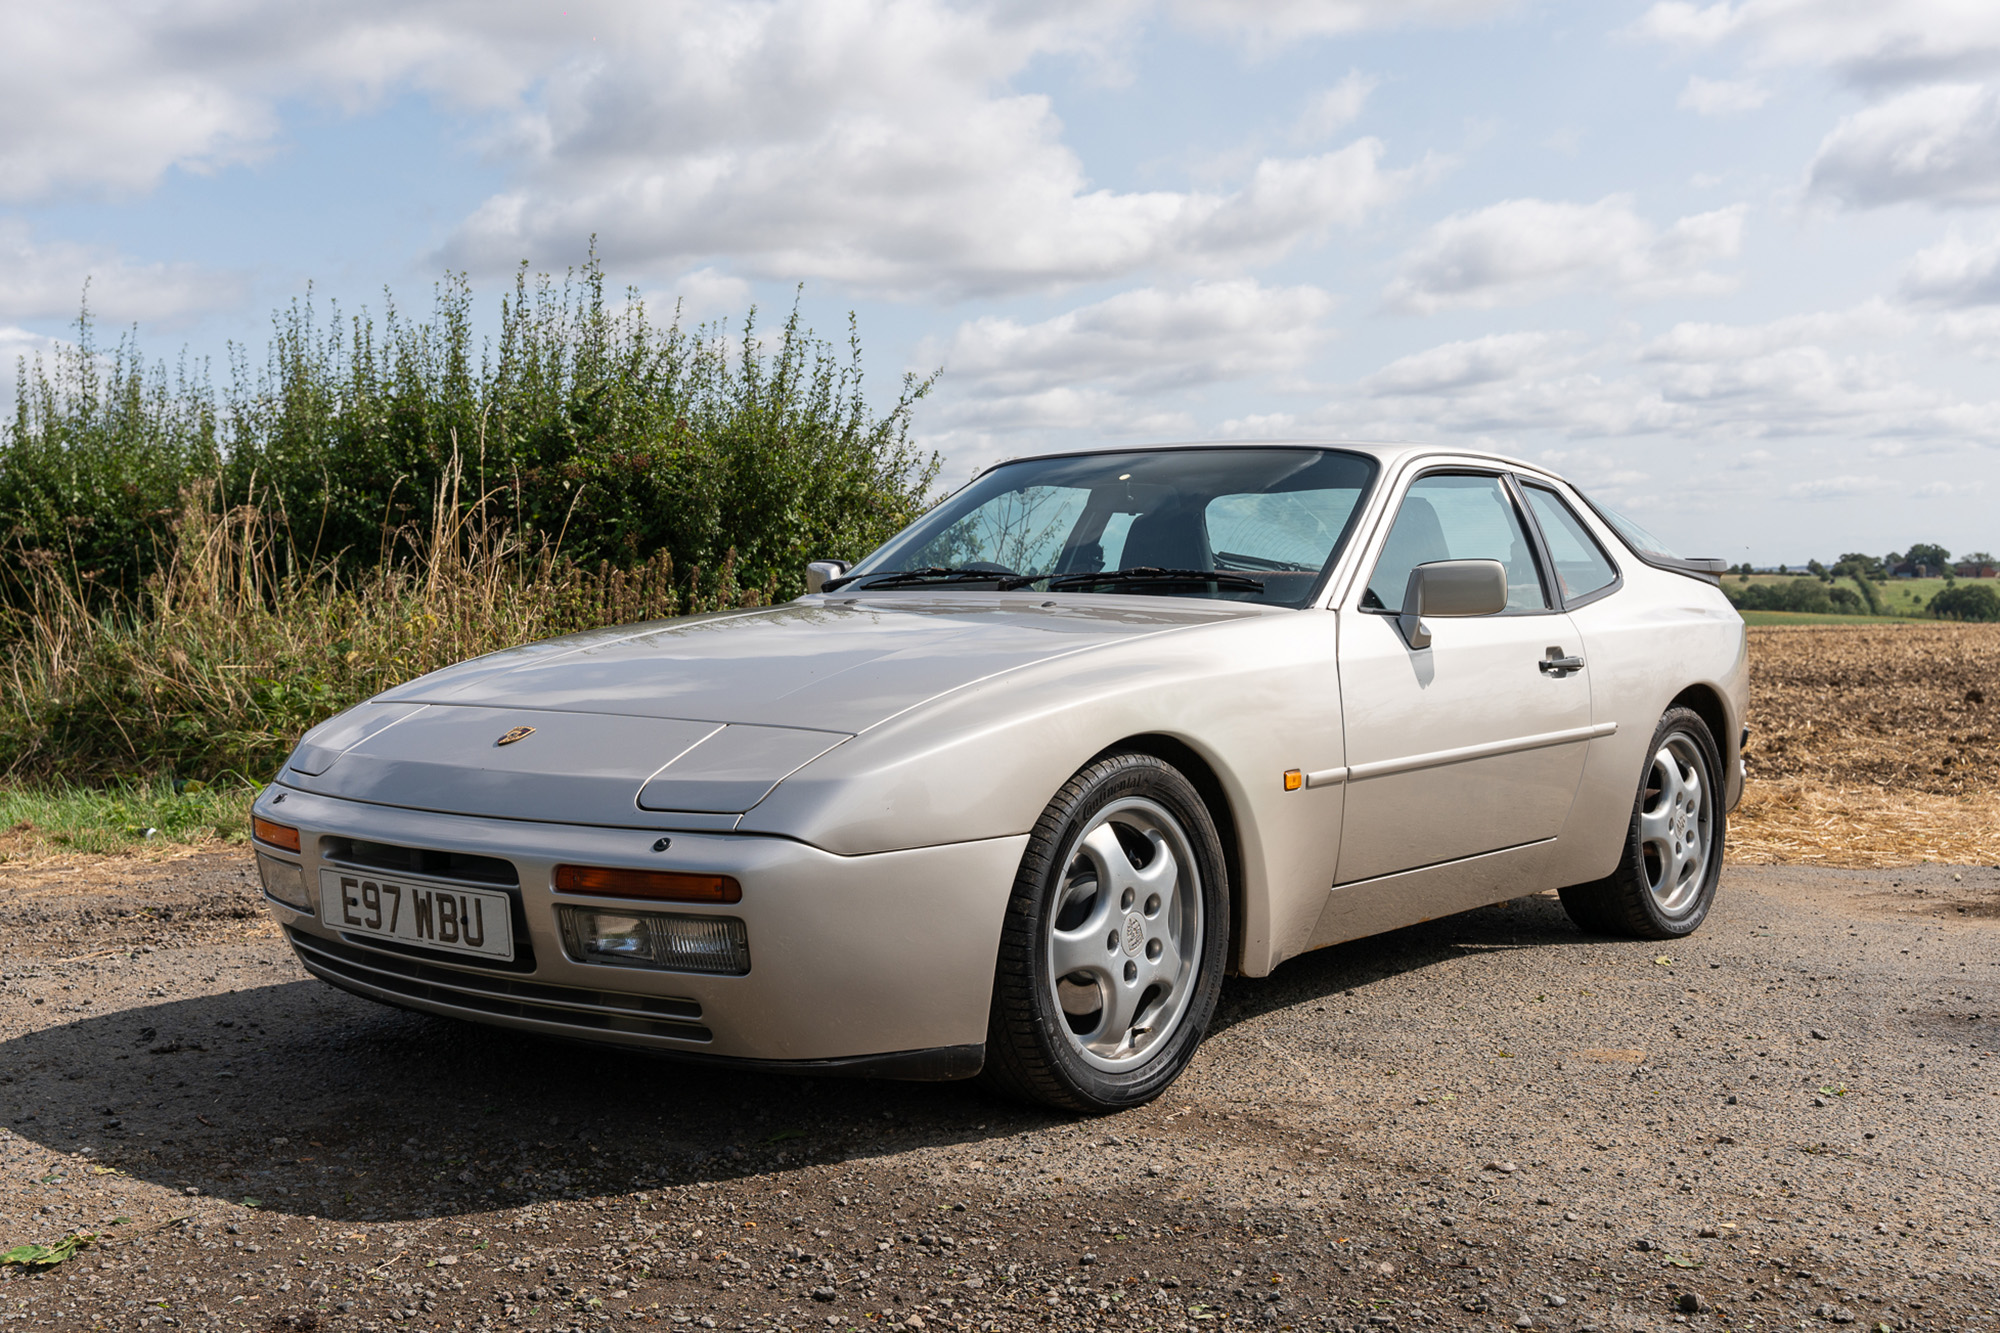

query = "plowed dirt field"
(1733, 623), (2000, 866)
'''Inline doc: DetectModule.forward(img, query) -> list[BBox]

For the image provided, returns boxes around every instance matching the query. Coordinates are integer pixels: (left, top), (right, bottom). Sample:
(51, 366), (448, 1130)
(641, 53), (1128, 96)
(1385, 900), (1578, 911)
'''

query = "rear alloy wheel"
(981, 751), (1229, 1112)
(1559, 706), (1725, 940)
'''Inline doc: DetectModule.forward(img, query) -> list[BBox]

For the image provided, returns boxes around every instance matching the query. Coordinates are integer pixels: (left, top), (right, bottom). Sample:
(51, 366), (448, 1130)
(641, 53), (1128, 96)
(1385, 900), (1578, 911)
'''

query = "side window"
(1522, 484), (1618, 602)
(1363, 474), (1548, 613)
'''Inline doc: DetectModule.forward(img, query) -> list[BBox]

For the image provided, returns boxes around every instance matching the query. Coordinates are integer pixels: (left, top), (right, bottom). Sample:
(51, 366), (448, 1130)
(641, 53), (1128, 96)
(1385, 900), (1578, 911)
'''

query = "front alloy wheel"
(982, 751), (1229, 1111)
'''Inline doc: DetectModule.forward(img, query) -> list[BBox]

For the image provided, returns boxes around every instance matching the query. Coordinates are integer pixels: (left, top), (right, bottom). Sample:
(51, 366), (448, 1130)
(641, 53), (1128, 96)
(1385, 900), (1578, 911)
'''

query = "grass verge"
(1736, 610), (1924, 626)
(0, 778), (255, 859)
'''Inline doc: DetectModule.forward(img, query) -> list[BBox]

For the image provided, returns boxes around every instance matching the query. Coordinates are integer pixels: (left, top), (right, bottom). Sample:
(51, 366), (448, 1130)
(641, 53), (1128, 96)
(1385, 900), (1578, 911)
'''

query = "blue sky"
(6, 0), (2000, 564)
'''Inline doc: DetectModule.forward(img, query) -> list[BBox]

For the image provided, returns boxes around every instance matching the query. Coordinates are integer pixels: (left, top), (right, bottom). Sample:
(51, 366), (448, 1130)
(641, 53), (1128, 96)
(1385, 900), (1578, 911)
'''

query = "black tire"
(1559, 706), (1725, 940)
(979, 750), (1230, 1113)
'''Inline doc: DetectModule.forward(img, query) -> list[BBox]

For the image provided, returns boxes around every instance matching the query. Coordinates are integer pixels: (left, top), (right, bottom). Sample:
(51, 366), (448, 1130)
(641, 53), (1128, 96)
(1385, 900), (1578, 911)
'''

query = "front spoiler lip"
(296, 935), (984, 1081)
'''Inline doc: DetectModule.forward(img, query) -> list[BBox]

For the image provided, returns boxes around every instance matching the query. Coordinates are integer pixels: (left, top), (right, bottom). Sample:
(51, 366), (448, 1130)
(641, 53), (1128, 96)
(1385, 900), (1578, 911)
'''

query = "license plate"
(318, 869), (515, 961)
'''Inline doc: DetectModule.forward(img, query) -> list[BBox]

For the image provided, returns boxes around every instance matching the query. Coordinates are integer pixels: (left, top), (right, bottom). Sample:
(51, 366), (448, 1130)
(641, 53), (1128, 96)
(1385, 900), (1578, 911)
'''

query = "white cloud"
(1253, 305), (2000, 471)
(0, 220), (245, 324)
(926, 279), (1333, 430)
(1382, 196), (1748, 313)
(1788, 474), (1891, 499)
(1930, 307), (2000, 359)
(1173, 0), (1518, 41)
(1640, 302), (1914, 361)
(1808, 82), (2000, 208)
(1636, 2), (2000, 87)
(643, 268), (754, 325)
(1678, 75), (1771, 115)
(1901, 232), (2000, 306)
(0, 1), (571, 202)
(1, 1), (1440, 300)
(1294, 71), (1379, 142)
(1361, 332), (1571, 396)
(445, 9), (1429, 301)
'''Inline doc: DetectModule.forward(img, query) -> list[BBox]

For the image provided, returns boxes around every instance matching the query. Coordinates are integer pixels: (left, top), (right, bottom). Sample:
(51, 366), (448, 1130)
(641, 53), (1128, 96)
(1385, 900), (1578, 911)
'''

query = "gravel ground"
(1, 850), (1996, 1333)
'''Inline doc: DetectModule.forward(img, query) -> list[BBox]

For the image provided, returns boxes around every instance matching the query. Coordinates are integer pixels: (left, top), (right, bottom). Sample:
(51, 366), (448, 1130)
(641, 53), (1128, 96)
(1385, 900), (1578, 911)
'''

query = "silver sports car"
(252, 442), (1747, 1111)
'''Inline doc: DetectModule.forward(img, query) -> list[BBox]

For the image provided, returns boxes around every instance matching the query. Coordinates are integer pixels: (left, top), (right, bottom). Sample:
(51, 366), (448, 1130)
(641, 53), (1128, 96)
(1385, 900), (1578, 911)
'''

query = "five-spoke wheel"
(1046, 796), (1204, 1071)
(1638, 733), (1712, 917)
(1558, 706), (1725, 940)
(983, 751), (1229, 1111)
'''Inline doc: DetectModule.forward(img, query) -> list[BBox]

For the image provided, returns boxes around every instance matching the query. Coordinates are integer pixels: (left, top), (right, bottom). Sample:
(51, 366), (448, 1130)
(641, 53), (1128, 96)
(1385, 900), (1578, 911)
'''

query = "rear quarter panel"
(1545, 555), (1748, 889)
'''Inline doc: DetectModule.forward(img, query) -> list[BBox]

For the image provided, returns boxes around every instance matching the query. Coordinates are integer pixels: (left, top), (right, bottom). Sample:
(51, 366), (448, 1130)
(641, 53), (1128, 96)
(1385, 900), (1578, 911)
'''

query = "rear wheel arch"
(1668, 682), (1737, 801)
(1668, 684), (1731, 759)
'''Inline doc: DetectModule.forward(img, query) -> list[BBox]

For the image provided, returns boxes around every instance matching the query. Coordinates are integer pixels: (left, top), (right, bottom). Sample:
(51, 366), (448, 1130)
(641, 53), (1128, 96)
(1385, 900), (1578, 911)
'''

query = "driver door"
(1332, 471), (1595, 895)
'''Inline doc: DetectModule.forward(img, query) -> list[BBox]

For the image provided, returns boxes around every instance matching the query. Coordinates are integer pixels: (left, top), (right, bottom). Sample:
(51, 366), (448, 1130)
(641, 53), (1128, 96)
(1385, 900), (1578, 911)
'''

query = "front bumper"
(252, 786), (1025, 1073)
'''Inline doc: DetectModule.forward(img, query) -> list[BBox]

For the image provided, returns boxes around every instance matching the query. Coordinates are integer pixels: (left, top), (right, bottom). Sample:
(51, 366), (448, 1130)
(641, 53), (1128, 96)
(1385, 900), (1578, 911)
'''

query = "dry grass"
(1732, 623), (2000, 867)
(1728, 778), (2000, 867)
(0, 476), (766, 783)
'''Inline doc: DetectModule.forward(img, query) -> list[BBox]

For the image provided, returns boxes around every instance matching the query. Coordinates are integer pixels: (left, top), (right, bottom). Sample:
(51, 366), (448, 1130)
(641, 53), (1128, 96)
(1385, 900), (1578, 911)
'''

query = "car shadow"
(0, 892), (1588, 1224)
(1207, 888), (1586, 1037)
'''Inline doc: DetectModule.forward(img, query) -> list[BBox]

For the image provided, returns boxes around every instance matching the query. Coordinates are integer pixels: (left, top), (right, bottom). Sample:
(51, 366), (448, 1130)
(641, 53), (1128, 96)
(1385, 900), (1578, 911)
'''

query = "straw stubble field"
(1732, 622), (2000, 866)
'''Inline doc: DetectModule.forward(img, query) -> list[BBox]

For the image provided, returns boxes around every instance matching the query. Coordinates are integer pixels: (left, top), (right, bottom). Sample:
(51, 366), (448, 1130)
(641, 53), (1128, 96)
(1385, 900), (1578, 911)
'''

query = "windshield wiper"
(1042, 567), (1265, 593)
(822, 565), (1021, 592)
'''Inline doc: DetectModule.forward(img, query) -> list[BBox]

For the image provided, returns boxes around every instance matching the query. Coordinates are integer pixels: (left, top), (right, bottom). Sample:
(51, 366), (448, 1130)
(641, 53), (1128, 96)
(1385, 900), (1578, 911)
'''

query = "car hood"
(281, 595), (1259, 824)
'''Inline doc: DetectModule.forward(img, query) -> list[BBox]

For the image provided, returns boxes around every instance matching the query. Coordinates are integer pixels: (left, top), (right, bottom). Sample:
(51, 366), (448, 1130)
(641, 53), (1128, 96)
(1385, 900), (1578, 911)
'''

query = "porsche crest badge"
(495, 726), (536, 747)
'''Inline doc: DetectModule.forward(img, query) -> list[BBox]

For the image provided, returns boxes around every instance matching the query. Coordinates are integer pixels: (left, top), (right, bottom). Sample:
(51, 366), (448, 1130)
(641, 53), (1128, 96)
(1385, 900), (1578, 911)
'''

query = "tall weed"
(0, 472), (770, 783)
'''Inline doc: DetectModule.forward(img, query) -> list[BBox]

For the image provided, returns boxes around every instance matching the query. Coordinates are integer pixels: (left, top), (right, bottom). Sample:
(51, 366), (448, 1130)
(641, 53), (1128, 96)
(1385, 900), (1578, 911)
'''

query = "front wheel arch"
(1092, 733), (1245, 973)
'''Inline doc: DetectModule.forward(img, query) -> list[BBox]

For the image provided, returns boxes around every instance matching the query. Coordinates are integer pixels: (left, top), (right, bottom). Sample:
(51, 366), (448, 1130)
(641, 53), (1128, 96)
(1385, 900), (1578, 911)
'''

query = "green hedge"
(2, 261), (938, 609)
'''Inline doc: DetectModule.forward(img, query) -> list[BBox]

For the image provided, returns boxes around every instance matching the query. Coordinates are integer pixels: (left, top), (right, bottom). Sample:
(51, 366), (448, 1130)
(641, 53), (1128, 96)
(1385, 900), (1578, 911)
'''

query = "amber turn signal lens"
(553, 864), (742, 903)
(1283, 769), (1303, 792)
(252, 817), (302, 853)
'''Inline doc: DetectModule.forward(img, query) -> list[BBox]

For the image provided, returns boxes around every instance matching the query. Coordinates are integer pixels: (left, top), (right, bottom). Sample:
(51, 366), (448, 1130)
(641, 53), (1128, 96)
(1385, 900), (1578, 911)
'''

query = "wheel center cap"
(1122, 914), (1144, 956)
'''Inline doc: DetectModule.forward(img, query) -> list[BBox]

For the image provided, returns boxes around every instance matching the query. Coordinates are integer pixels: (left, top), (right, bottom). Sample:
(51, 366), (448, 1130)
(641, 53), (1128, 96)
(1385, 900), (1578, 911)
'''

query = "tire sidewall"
(1014, 754), (1229, 1109)
(1623, 707), (1725, 938)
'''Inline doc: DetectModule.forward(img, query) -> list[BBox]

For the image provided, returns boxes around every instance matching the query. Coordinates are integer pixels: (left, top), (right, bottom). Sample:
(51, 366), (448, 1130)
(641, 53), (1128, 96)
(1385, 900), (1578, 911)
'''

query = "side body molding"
(1305, 722), (1618, 788)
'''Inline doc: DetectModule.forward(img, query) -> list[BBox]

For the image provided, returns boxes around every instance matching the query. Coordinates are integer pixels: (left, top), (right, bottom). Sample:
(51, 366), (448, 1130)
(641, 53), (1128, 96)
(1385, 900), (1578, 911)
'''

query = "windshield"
(843, 447), (1377, 607)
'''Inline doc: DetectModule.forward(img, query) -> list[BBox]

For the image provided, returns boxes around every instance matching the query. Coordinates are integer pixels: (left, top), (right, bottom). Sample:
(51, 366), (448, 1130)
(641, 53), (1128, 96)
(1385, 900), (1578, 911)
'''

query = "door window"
(1521, 484), (1619, 602)
(1363, 474), (1548, 613)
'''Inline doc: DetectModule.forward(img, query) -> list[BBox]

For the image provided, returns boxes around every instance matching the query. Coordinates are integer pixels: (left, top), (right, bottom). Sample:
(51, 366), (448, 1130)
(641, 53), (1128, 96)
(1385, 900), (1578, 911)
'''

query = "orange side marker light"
(252, 817), (301, 852)
(1283, 769), (1303, 792)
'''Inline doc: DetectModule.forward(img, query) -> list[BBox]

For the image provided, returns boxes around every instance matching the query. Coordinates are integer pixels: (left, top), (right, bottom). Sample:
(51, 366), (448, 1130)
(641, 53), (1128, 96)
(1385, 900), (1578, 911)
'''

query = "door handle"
(1539, 653), (1585, 675)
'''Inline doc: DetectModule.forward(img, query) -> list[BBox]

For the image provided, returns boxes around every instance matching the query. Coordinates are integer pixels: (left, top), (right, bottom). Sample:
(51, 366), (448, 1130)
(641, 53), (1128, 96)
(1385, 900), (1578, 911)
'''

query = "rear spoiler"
(1642, 555), (1727, 587)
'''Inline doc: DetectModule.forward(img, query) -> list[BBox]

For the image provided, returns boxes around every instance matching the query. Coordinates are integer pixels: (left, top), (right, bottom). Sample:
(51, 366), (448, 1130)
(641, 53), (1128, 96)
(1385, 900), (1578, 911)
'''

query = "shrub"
(1929, 583), (2000, 622)
(2, 261), (938, 608)
(0, 265), (945, 782)
(1725, 577), (1848, 615)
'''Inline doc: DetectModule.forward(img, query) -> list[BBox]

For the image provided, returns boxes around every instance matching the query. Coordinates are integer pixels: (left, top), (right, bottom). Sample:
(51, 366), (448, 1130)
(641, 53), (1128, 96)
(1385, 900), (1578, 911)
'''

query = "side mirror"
(1398, 559), (1507, 649)
(805, 560), (851, 594)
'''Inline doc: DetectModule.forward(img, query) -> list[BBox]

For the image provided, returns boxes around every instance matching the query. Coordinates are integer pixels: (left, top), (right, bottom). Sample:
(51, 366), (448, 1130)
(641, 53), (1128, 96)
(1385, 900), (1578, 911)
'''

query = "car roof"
(972, 439), (1555, 483)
